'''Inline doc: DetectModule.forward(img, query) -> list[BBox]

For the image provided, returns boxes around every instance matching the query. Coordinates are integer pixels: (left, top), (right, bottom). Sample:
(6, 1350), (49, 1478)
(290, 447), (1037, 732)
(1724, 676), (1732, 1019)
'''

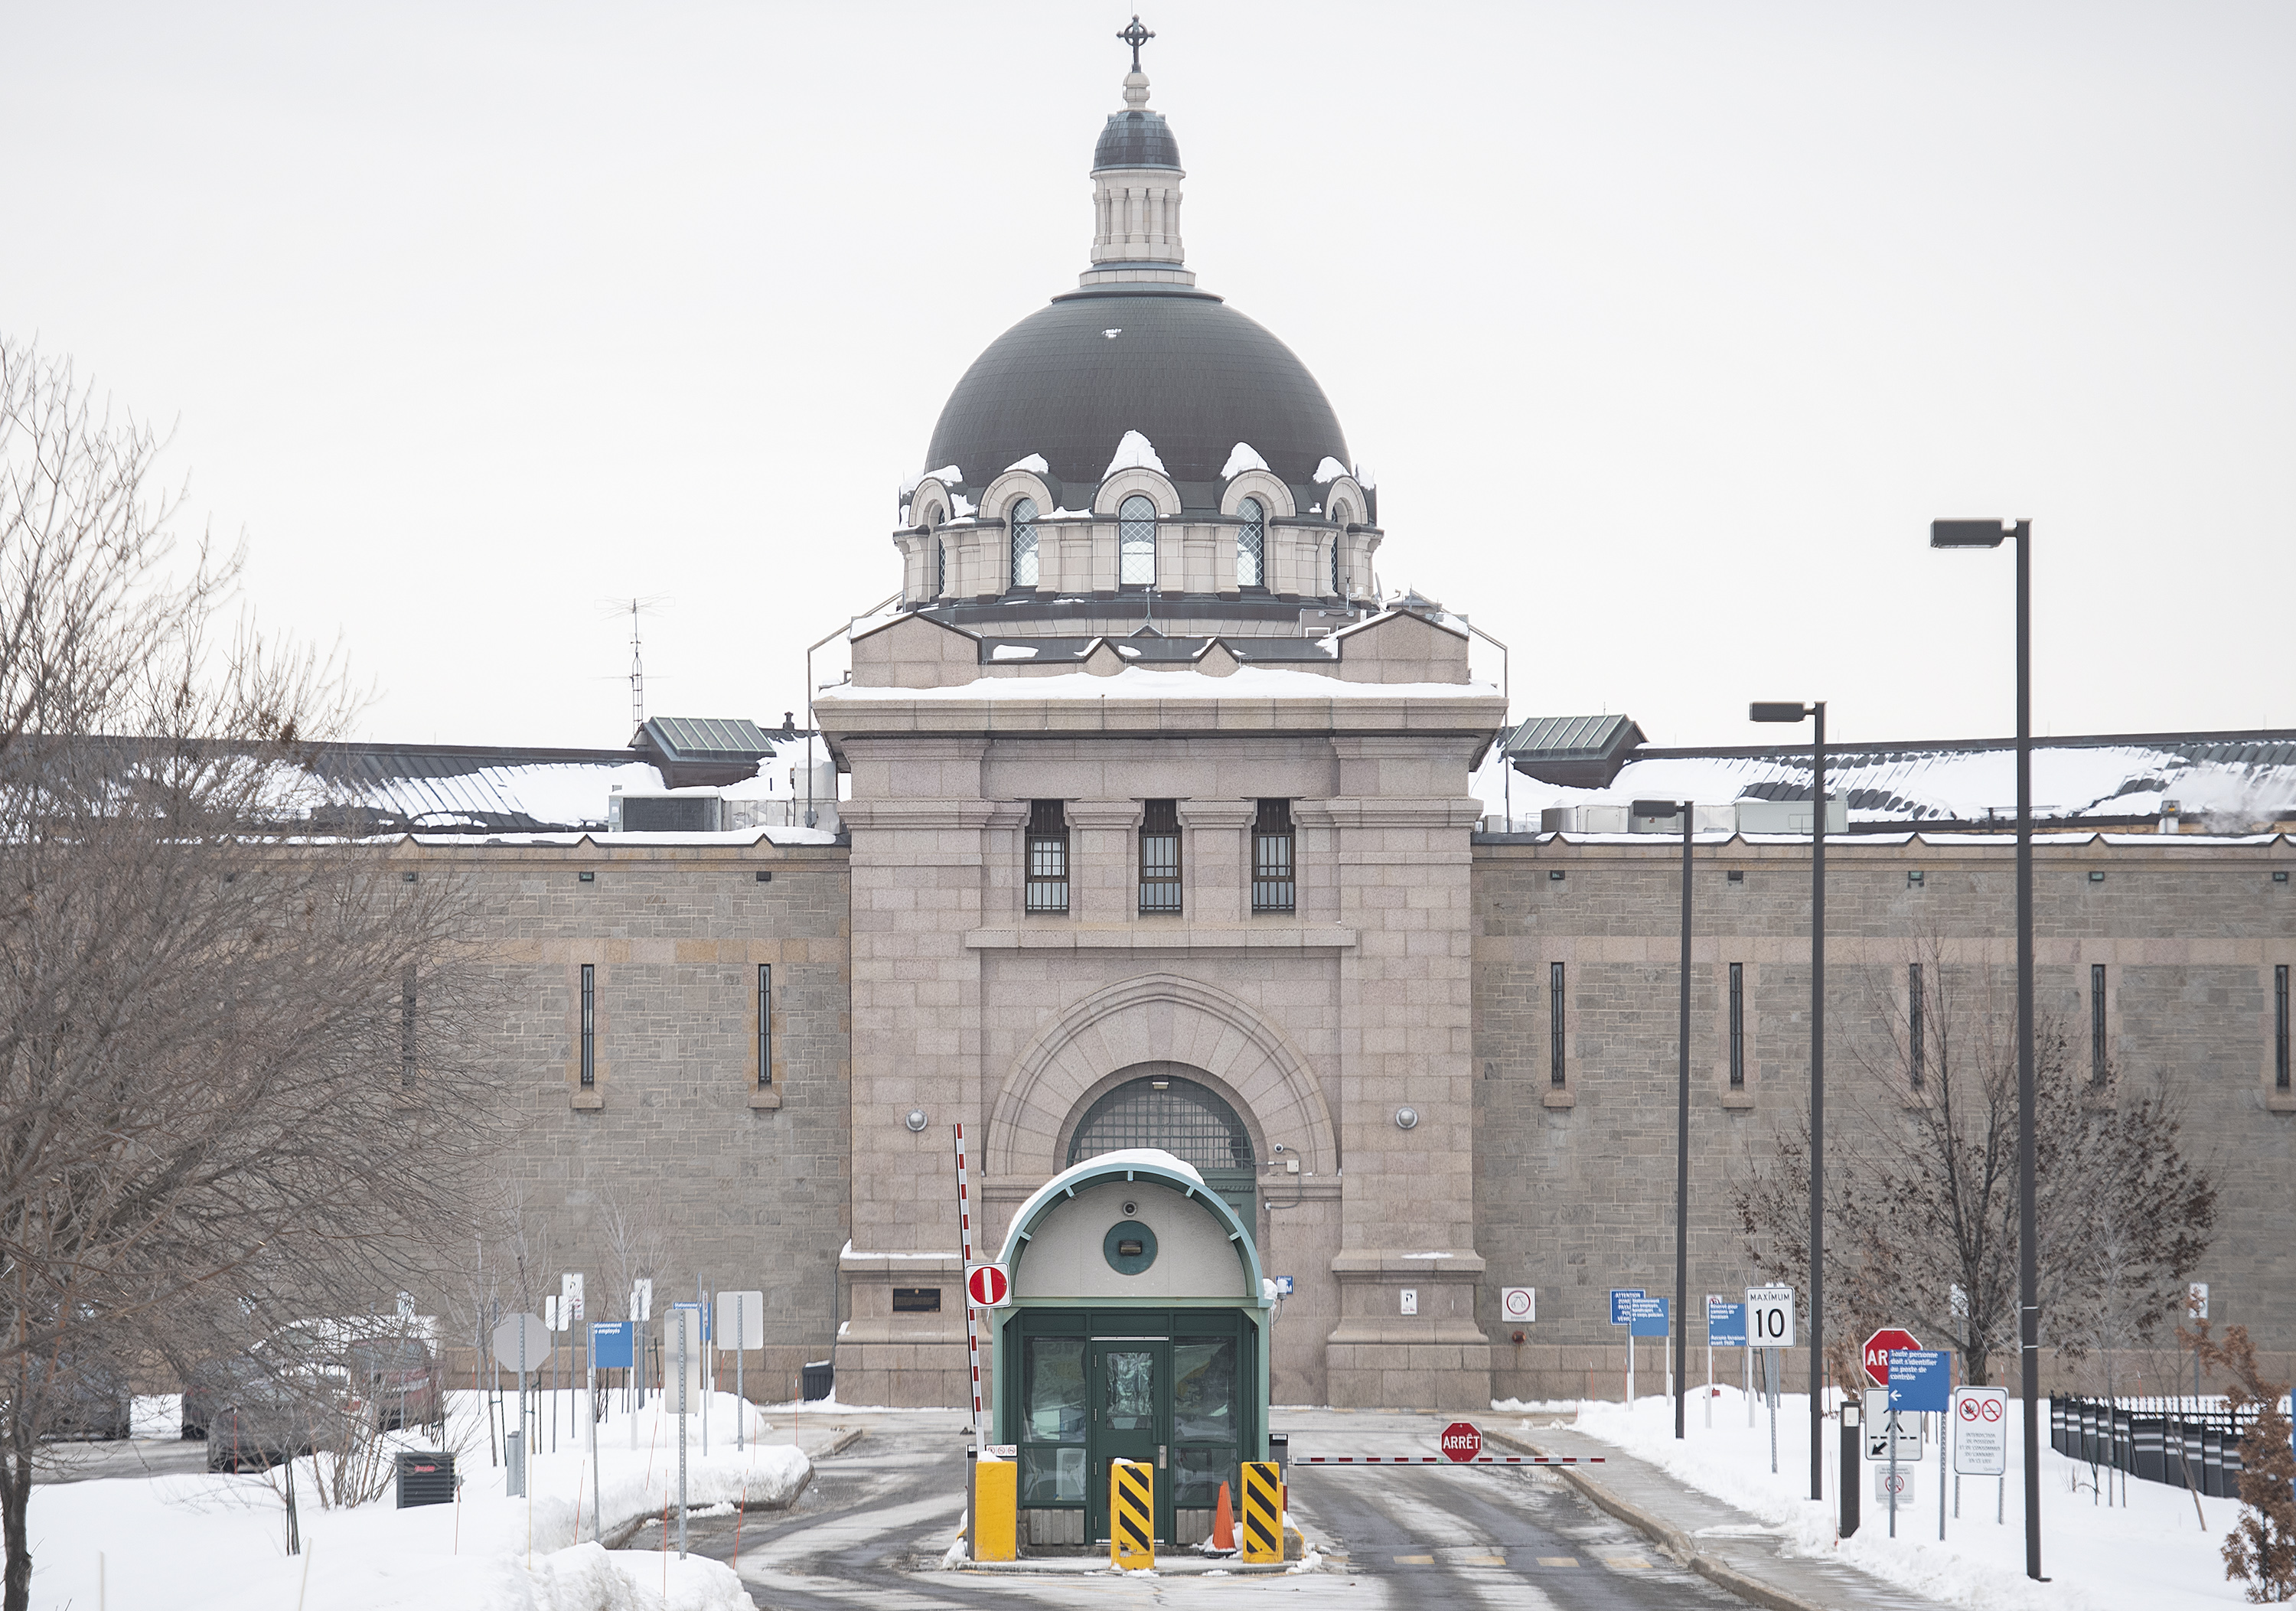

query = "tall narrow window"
(1908, 963), (1924, 1091)
(1009, 497), (1039, 589)
(1118, 494), (1157, 585)
(1330, 533), (1342, 596)
(1549, 962), (1567, 1087)
(579, 964), (596, 1088)
(400, 964), (418, 1092)
(1251, 798), (1294, 914)
(757, 964), (774, 1090)
(936, 538), (948, 598)
(2090, 963), (2108, 1084)
(1026, 799), (1070, 914)
(1234, 498), (1264, 587)
(2277, 964), (2289, 1090)
(1139, 799), (1181, 913)
(1729, 963), (1745, 1088)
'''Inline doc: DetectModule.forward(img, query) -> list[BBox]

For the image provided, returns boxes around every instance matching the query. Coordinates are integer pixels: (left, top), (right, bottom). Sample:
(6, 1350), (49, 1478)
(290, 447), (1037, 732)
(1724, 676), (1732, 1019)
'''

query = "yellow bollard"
(1110, 1458), (1155, 1570)
(1240, 1460), (1283, 1564)
(972, 1458), (1017, 1561)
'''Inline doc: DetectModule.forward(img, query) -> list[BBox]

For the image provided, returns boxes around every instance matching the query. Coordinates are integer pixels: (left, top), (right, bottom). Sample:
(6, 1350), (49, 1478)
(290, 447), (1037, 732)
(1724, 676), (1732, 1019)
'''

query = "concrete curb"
(599, 1441), (833, 1550)
(1482, 1427), (1829, 1611)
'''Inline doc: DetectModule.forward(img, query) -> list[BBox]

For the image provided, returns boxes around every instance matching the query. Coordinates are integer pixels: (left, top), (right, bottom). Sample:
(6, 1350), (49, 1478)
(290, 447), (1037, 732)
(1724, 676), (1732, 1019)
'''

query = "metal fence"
(2049, 1395), (2265, 1499)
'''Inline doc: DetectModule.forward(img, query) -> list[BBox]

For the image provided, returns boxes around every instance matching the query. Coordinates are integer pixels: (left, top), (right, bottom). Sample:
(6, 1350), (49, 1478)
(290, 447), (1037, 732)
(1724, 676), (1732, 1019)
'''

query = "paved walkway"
(1491, 1418), (1940, 1611)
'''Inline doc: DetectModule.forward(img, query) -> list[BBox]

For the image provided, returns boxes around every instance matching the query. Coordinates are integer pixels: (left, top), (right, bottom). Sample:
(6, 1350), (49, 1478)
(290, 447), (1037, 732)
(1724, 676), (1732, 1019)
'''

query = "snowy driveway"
(679, 1407), (1762, 1610)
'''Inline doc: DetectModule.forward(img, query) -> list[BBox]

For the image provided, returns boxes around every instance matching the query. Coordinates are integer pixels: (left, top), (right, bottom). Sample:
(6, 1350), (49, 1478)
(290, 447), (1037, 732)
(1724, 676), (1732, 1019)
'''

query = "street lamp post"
(1749, 700), (1826, 1502)
(1930, 517), (2041, 1581)
(1632, 798), (1695, 1440)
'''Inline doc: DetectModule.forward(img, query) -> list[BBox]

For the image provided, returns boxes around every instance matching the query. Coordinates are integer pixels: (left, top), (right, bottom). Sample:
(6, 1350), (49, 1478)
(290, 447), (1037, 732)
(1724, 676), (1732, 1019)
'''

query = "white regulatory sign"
(1953, 1386), (2010, 1476)
(1863, 1388), (1923, 1461)
(1501, 1287), (1536, 1323)
(1745, 1284), (1796, 1348)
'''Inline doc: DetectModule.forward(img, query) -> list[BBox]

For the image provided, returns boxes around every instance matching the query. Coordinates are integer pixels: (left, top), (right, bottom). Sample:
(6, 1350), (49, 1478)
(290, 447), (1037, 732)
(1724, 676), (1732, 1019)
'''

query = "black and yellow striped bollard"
(1110, 1458), (1155, 1570)
(1241, 1460), (1283, 1564)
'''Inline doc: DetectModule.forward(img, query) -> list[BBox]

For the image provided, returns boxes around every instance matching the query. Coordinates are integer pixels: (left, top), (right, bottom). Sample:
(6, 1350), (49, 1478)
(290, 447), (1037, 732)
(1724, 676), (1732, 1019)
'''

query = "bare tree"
(597, 1179), (670, 1321)
(1732, 938), (2214, 1388)
(0, 338), (507, 1610)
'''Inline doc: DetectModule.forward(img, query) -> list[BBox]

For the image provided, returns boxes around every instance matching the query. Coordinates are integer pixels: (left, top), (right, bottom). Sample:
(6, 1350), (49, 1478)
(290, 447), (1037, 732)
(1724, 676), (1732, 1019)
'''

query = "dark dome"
(923, 291), (1349, 495)
(1094, 109), (1181, 171)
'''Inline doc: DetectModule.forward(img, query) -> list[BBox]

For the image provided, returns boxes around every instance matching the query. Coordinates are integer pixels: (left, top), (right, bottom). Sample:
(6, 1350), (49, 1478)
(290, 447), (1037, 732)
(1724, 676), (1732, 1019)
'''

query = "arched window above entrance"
(1067, 1072), (1258, 1243)
(1067, 1075), (1254, 1172)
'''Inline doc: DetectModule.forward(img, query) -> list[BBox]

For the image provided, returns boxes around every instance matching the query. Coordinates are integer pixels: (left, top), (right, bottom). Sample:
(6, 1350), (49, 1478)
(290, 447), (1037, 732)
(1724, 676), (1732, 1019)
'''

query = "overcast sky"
(9, 2), (2291, 751)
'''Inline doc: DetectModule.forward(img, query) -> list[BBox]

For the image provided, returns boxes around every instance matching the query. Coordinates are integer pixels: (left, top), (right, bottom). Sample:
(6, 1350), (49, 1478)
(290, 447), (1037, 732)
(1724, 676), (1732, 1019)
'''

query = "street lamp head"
(1629, 800), (1684, 817)
(1750, 702), (1811, 724)
(1930, 519), (2011, 549)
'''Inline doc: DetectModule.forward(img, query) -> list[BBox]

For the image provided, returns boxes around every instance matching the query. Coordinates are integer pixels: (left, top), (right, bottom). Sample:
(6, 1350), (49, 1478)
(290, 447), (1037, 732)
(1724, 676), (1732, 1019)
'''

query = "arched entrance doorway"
(1066, 1070), (1256, 1231)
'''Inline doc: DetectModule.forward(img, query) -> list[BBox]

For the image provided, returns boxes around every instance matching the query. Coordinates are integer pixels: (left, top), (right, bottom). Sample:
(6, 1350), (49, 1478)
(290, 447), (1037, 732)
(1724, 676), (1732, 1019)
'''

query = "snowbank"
(28, 1390), (801, 1610)
(1565, 1389), (2256, 1610)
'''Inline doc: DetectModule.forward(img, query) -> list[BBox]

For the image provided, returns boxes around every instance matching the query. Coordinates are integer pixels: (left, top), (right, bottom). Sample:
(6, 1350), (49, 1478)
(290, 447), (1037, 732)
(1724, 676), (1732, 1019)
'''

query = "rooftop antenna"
(598, 595), (669, 735)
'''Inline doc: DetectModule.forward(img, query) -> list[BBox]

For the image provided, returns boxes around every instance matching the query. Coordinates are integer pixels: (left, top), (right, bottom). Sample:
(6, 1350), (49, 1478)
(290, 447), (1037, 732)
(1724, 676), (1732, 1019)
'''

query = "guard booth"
(992, 1147), (1270, 1547)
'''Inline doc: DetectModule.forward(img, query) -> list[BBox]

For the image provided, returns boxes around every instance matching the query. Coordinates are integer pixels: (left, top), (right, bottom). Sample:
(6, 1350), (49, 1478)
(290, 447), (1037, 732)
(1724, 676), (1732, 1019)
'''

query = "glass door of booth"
(1088, 1339), (1168, 1541)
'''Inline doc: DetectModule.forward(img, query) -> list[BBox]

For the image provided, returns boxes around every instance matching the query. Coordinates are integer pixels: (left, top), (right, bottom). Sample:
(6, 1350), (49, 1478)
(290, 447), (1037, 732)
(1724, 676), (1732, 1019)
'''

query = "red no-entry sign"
(1440, 1421), (1483, 1463)
(1864, 1327), (1920, 1384)
(966, 1263), (1010, 1307)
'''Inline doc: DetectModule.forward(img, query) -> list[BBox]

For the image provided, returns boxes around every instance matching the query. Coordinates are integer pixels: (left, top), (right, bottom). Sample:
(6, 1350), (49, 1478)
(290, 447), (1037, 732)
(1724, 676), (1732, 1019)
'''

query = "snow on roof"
(1002, 1149), (1208, 1251)
(1003, 453), (1049, 474)
(1220, 442), (1269, 478)
(901, 465), (963, 497)
(1104, 430), (1167, 478)
(407, 826), (840, 848)
(1313, 456), (1348, 483)
(1505, 740), (2296, 828)
(817, 664), (1501, 704)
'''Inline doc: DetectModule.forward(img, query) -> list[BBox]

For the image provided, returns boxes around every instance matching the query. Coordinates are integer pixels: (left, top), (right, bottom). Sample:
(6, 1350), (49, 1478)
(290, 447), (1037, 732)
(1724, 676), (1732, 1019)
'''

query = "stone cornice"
(817, 690), (1506, 742)
(837, 799), (1005, 831)
(965, 925), (1356, 951)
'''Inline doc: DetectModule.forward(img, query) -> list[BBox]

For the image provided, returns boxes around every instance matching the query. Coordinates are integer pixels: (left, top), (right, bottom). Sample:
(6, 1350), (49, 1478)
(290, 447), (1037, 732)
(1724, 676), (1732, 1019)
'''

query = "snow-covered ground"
(1551, 1388), (2259, 1611)
(29, 1389), (804, 1611)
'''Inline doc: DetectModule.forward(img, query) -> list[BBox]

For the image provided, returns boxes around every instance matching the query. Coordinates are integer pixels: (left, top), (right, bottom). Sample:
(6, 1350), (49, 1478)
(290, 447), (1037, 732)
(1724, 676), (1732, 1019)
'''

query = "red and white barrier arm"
(1294, 1455), (1605, 1464)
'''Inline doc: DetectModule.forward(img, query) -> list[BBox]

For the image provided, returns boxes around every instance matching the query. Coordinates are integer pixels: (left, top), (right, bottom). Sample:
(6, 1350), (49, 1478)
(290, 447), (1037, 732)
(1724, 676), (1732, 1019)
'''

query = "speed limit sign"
(1746, 1285), (1796, 1348)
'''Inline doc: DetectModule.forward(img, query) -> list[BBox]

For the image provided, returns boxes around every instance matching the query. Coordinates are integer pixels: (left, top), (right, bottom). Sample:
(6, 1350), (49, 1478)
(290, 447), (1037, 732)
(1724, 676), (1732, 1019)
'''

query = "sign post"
(1707, 1298), (1746, 1431)
(1954, 1385), (2007, 1528)
(715, 1291), (765, 1450)
(490, 1313), (548, 1500)
(1746, 1287), (1795, 1473)
(1609, 1290), (1645, 1405)
(1886, 1348), (1952, 1538)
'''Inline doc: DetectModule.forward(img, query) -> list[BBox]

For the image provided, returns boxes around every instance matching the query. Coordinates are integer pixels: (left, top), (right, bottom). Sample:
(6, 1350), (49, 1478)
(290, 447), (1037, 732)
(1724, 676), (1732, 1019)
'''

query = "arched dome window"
(1118, 495), (1157, 587)
(1234, 498), (1264, 589)
(1009, 497), (1040, 589)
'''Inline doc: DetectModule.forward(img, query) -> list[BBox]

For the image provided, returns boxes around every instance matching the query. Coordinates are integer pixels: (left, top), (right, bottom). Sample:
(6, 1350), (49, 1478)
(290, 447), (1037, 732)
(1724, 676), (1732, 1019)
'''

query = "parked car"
(183, 1318), (441, 1440)
(204, 1365), (320, 1472)
(41, 1357), (132, 1443)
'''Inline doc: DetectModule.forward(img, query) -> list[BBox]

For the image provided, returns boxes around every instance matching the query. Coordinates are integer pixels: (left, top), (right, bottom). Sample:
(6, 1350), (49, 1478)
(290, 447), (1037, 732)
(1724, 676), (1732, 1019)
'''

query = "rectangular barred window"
(2277, 965), (2289, 1090)
(400, 964), (416, 1088)
(579, 964), (596, 1088)
(1549, 961), (1567, 1087)
(1251, 798), (1295, 914)
(1139, 799), (1182, 913)
(1909, 963), (1924, 1091)
(1026, 799), (1070, 914)
(2090, 963), (2108, 1084)
(757, 964), (774, 1090)
(1728, 963), (1745, 1088)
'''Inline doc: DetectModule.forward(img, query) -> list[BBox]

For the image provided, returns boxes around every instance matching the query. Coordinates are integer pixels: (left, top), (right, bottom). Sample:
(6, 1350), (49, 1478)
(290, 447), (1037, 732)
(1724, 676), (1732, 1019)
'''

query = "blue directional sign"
(1887, 1349), (1952, 1413)
(590, 1320), (634, 1369)
(1609, 1289), (1647, 1326)
(1626, 1296), (1670, 1339)
(1707, 1301), (1747, 1346)
(670, 1299), (711, 1343)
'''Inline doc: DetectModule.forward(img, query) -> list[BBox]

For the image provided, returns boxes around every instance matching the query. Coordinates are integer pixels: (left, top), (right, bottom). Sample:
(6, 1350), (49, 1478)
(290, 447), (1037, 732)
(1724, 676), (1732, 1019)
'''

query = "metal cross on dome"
(1118, 15), (1155, 71)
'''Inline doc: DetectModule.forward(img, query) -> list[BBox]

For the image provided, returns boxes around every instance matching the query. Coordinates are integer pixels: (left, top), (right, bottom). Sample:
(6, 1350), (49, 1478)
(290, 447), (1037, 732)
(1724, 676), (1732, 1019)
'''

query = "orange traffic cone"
(1212, 1481), (1236, 1551)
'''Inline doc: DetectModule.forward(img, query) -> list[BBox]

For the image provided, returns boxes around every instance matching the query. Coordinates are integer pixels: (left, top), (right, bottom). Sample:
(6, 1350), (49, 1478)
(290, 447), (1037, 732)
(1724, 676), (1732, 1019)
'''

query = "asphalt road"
(672, 1410), (1753, 1610)
(31, 1436), (210, 1485)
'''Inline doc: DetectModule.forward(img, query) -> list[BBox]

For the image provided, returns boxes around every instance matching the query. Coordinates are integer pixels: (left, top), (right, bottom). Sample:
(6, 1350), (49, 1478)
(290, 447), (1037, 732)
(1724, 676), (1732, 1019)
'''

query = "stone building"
(377, 47), (2294, 1409)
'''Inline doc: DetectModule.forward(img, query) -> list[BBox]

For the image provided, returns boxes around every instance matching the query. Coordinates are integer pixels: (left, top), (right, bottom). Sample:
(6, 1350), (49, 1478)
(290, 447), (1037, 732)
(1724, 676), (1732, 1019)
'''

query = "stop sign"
(1864, 1328), (1921, 1384)
(1440, 1420), (1482, 1463)
(966, 1263), (1010, 1307)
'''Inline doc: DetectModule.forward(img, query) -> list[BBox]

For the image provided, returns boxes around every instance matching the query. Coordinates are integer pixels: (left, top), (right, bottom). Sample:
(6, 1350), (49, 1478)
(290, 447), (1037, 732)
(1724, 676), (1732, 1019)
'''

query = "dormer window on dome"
(1010, 497), (1040, 589)
(1118, 495), (1157, 586)
(1236, 498), (1264, 588)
